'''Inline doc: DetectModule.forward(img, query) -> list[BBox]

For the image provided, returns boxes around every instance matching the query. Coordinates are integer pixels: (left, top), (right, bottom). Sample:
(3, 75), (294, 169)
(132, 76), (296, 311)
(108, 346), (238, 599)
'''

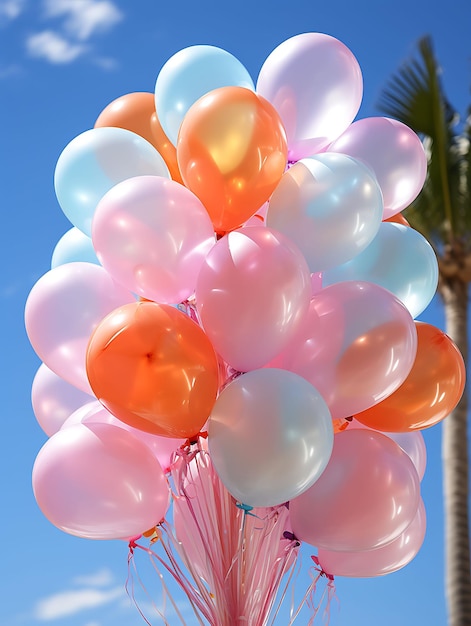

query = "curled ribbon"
(311, 555), (335, 582)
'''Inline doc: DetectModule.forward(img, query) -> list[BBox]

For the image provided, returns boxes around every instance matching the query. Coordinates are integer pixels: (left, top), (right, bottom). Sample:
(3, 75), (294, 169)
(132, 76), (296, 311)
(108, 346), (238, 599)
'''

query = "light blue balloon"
(51, 227), (100, 268)
(155, 45), (255, 145)
(322, 222), (439, 318)
(266, 153), (384, 273)
(54, 127), (170, 236)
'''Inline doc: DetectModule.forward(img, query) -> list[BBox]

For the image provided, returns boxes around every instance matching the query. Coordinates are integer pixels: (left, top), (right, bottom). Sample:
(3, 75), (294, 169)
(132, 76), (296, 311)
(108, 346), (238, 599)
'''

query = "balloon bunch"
(25, 33), (466, 624)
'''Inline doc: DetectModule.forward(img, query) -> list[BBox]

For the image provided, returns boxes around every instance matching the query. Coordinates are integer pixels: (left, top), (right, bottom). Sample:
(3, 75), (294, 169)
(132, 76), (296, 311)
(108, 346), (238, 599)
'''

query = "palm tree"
(377, 36), (471, 625)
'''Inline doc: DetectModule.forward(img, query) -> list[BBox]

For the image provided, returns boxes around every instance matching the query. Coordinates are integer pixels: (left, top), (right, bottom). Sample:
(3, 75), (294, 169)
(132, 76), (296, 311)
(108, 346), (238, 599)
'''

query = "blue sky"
(1, 0), (470, 624)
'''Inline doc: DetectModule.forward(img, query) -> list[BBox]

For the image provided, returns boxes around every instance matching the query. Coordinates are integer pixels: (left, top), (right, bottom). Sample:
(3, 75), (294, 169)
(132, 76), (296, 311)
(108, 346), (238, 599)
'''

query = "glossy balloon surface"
(195, 227), (311, 372)
(32, 423), (170, 540)
(92, 175), (215, 303)
(86, 301), (219, 438)
(209, 368), (334, 507)
(177, 86), (287, 233)
(155, 45), (254, 145)
(267, 153), (383, 272)
(25, 262), (134, 393)
(272, 281), (418, 419)
(328, 117), (427, 217)
(257, 32), (363, 159)
(317, 499), (426, 577)
(55, 127), (169, 235)
(355, 322), (466, 431)
(290, 429), (420, 551)
(323, 222), (439, 318)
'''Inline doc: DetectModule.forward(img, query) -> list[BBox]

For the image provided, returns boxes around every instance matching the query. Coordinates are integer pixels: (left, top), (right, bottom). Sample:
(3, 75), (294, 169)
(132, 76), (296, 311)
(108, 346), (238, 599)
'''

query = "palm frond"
(378, 36), (456, 135)
(459, 109), (471, 239)
(377, 35), (463, 242)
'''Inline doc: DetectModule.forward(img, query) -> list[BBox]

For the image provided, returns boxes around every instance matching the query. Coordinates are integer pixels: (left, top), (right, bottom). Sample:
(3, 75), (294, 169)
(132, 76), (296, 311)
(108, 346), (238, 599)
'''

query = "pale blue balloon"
(54, 127), (170, 236)
(51, 227), (99, 268)
(322, 222), (439, 318)
(155, 45), (255, 145)
(208, 368), (333, 507)
(266, 153), (384, 273)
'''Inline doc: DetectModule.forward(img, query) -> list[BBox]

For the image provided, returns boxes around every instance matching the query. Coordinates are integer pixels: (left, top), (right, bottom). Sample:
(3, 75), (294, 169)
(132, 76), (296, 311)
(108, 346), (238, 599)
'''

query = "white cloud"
(26, 29), (87, 63)
(73, 568), (115, 588)
(33, 586), (124, 621)
(0, 0), (25, 22)
(23, 1), (123, 66)
(44, 0), (123, 41)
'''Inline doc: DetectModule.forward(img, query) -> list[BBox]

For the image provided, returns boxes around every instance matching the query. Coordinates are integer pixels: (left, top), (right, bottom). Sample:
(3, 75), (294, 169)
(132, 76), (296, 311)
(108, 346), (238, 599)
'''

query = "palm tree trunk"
(440, 276), (471, 625)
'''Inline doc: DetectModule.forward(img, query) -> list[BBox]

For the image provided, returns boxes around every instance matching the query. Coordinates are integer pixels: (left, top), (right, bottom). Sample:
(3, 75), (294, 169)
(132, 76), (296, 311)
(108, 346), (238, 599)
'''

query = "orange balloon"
(94, 92), (183, 183)
(384, 212), (410, 226)
(86, 301), (219, 439)
(150, 110), (184, 183)
(354, 322), (466, 431)
(177, 86), (288, 234)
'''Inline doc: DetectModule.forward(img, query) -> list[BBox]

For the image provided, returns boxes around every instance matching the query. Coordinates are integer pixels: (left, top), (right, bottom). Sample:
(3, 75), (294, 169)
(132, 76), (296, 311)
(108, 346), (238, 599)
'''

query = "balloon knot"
(220, 367), (244, 391)
(311, 555), (334, 581)
(283, 530), (300, 547)
(185, 430), (208, 447)
(128, 534), (142, 554)
(236, 502), (257, 517)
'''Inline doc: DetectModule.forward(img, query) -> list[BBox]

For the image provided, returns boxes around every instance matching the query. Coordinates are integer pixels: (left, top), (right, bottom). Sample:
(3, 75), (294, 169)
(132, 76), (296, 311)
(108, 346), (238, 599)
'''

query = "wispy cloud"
(0, 0), (26, 23)
(32, 586), (124, 621)
(20, 0), (124, 66)
(25, 566), (201, 625)
(26, 29), (87, 63)
(43, 0), (123, 41)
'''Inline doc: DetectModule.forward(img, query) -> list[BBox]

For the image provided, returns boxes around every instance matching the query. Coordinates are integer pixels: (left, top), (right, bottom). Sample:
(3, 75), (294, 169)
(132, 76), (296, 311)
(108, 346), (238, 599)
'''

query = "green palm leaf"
(377, 35), (461, 244)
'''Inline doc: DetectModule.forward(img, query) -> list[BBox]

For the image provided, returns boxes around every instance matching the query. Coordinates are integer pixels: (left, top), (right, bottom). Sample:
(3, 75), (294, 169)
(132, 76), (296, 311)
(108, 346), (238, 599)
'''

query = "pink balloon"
(25, 262), (134, 393)
(32, 422), (171, 540)
(256, 33), (363, 160)
(31, 363), (95, 436)
(311, 273), (323, 294)
(289, 429), (421, 552)
(271, 281), (418, 419)
(62, 400), (184, 473)
(328, 117), (427, 218)
(348, 419), (427, 481)
(387, 431), (427, 482)
(92, 176), (216, 304)
(317, 498), (426, 577)
(195, 226), (311, 372)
